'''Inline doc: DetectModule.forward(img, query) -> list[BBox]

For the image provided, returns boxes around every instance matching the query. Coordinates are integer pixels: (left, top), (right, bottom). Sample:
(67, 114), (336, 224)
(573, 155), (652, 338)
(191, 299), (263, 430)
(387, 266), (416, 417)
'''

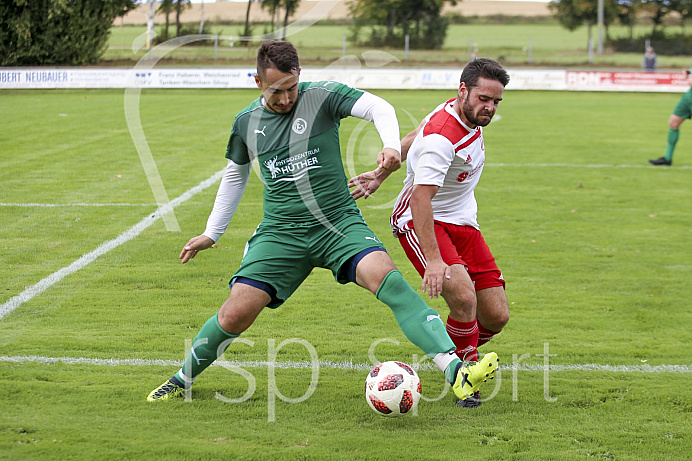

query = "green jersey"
(226, 81), (364, 224)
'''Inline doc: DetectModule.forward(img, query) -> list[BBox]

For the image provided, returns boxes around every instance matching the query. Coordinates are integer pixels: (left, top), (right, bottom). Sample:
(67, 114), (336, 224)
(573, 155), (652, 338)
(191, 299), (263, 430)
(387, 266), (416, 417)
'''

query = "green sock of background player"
(172, 270), (463, 386)
(665, 128), (678, 163)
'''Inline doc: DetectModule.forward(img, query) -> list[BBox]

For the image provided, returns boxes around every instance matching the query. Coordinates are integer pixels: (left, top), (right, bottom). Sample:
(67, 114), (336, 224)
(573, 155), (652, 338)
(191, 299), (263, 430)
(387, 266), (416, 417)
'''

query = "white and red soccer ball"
(365, 361), (421, 417)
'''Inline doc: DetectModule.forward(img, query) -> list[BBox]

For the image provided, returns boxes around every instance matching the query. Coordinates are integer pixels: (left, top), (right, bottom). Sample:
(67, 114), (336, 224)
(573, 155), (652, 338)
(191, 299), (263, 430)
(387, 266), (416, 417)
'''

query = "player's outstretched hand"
(179, 235), (215, 263)
(349, 167), (386, 200)
(349, 147), (401, 200)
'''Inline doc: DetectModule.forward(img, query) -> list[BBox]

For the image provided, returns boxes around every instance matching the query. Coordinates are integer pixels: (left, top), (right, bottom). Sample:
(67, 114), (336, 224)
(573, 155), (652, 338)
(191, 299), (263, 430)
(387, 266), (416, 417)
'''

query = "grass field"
(1, 87), (691, 460)
(105, 22), (692, 69)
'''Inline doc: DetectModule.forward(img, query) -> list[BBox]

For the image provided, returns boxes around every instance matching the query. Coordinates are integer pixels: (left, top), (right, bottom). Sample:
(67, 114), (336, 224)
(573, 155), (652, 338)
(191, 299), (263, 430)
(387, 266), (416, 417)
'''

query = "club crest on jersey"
(292, 118), (307, 135)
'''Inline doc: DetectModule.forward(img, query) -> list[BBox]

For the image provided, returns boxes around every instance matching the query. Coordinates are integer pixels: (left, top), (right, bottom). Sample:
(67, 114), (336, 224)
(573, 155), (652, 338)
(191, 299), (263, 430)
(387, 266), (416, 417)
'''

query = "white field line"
(1, 164), (683, 209)
(486, 162), (692, 170)
(0, 203), (159, 207)
(0, 355), (690, 373)
(0, 169), (225, 320)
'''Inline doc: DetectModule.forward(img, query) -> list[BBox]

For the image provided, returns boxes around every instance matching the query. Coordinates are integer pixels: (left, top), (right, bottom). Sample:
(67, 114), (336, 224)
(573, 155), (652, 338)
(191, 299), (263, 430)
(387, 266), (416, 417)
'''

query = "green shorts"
(232, 209), (385, 308)
(673, 89), (692, 119)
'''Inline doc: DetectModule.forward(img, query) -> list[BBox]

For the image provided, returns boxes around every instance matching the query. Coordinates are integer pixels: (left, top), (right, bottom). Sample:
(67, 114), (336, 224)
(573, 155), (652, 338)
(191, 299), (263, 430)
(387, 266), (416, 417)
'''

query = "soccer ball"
(364, 361), (421, 417)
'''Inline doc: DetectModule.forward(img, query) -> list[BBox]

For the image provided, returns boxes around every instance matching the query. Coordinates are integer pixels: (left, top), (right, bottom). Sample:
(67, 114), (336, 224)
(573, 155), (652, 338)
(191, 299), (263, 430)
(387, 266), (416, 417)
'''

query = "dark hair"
(460, 58), (510, 89)
(256, 40), (300, 78)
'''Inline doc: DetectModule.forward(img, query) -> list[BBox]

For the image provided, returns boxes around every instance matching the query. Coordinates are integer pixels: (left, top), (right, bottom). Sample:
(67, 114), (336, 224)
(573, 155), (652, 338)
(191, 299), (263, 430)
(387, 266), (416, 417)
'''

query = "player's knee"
(217, 304), (257, 335)
(353, 248), (393, 293)
(484, 309), (509, 331)
(443, 289), (476, 317)
(669, 117), (684, 130)
(495, 309), (510, 329)
(216, 308), (239, 333)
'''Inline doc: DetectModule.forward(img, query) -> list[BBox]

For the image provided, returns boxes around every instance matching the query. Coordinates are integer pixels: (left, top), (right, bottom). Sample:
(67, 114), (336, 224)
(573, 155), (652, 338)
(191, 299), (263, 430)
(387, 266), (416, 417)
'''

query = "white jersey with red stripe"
(391, 97), (485, 236)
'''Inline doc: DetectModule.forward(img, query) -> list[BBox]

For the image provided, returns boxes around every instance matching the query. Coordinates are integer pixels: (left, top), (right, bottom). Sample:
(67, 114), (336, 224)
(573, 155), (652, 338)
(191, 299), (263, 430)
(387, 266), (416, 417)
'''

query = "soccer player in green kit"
(650, 69), (692, 166)
(147, 41), (498, 405)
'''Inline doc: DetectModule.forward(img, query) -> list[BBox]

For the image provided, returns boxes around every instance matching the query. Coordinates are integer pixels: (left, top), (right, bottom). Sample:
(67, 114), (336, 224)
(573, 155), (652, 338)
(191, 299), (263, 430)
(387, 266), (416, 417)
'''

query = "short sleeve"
(225, 125), (251, 165)
(412, 134), (455, 187)
(321, 81), (364, 120)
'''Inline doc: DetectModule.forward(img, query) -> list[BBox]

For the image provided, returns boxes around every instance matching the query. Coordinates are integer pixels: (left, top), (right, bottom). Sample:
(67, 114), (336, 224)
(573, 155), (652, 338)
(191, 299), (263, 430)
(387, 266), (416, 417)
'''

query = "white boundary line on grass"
(2, 162), (684, 210)
(0, 355), (690, 373)
(0, 203), (159, 207)
(486, 162), (692, 170)
(0, 169), (226, 320)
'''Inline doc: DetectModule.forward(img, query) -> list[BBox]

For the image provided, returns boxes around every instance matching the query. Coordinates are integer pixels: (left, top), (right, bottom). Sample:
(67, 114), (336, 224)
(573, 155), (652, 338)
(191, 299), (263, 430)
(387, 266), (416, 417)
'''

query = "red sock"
(446, 317), (478, 361)
(478, 323), (502, 347)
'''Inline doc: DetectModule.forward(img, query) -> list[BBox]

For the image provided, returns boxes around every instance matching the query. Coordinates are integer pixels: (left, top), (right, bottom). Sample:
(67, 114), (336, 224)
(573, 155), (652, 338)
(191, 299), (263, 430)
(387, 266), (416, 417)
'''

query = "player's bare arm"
(347, 90), (402, 199)
(400, 119), (425, 161)
(410, 184), (450, 298)
(349, 166), (387, 200)
(349, 146), (401, 200)
(179, 235), (215, 264)
(349, 120), (424, 200)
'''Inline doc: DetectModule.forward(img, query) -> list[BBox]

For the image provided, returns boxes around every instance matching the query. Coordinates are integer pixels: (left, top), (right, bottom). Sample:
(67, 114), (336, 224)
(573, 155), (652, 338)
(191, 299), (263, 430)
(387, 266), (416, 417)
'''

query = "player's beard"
(462, 93), (493, 127)
(269, 100), (294, 114)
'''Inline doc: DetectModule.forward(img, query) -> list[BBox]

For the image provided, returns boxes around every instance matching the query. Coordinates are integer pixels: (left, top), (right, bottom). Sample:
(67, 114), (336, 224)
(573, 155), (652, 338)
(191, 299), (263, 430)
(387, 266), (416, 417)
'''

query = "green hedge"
(0, 0), (132, 66)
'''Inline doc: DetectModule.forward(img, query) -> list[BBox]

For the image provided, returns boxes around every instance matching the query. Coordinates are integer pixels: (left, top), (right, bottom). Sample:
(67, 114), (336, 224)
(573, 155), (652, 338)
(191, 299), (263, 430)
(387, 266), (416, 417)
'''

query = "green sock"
(375, 270), (461, 381)
(665, 128), (679, 162)
(174, 313), (238, 386)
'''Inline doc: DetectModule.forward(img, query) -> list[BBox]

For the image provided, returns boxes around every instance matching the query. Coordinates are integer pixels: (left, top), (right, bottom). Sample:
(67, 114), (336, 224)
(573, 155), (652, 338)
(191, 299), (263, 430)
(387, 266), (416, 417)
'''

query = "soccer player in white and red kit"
(351, 58), (510, 407)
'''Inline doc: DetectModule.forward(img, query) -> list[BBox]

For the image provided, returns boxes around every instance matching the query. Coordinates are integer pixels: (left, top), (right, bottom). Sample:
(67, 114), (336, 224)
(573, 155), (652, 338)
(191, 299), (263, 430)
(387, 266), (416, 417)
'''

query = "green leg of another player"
(375, 270), (461, 383)
(665, 128), (679, 162)
(174, 313), (239, 386)
(375, 270), (500, 404)
(148, 313), (239, 401)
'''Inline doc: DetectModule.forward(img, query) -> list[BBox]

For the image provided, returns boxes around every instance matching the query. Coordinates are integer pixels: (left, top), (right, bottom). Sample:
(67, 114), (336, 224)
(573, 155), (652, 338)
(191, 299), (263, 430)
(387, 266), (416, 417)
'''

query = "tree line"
(0, 0), (460, 66)
(0, 0), (135, 66)
(5, 0), (692, 66)
(551, 0), (692, 48)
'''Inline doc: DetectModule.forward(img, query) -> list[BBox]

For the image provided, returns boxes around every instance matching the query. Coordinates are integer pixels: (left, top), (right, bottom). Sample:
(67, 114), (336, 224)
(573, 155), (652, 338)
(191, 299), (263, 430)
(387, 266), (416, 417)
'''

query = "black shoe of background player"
(649, 157), (672, 166)
(456, 391), (482, 409)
